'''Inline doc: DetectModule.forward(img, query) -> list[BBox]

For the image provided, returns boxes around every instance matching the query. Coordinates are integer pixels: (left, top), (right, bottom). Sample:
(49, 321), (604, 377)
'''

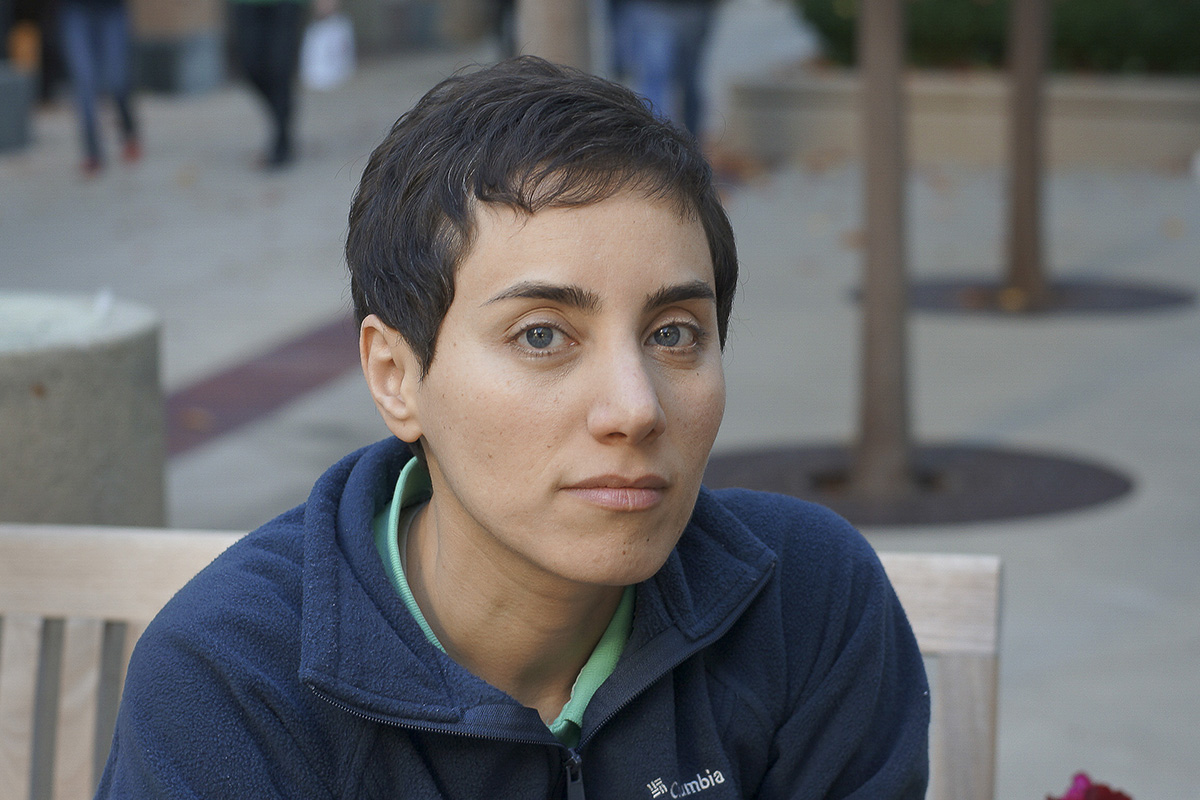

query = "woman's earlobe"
(360, 315), (423, 442)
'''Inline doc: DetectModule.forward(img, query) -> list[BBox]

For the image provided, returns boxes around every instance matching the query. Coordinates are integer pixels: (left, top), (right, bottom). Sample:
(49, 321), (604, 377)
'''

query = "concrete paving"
(3, 7), (1199, 798)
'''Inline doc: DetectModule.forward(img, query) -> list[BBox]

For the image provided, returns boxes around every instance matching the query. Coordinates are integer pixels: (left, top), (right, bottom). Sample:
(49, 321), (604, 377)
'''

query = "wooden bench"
(0, 525), (240, 799)
(882, 552), (1002, 800)
(1, 524), (1000, 799)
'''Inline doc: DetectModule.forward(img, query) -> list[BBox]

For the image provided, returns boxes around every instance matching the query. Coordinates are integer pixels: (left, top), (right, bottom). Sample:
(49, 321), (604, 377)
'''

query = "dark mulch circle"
(703, 443), (1134, 527)
(906, 278), (1195, 315)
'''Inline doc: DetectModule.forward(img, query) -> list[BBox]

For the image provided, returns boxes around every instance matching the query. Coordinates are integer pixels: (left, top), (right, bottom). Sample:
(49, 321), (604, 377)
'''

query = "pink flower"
(1047, 772), (1133, 800)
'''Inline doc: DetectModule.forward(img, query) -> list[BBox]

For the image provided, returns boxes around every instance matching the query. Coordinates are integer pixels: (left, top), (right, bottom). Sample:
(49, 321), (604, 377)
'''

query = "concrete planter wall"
(727, 69), (1200, 170)
(0, 292), (165, 526)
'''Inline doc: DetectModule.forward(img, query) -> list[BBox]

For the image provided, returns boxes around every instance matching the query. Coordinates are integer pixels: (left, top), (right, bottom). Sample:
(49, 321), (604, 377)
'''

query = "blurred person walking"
(58, 0), (141, 178)
(492, 0), (515, 59)
(228, 0), (328, 169)
(615, 0), (718, 138)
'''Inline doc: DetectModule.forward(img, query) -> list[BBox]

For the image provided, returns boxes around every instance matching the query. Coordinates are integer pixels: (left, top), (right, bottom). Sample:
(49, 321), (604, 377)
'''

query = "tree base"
(704, 443), (1132, 526)
(905, 278), (1195, 315)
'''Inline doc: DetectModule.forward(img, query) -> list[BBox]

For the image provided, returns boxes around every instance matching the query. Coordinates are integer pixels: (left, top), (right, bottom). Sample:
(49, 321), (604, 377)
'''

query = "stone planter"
(0, 292), (165, 526)
(727, 68), (1200, 170)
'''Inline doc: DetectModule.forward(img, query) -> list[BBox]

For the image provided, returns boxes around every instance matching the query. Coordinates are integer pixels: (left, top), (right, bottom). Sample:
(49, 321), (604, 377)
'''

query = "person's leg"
(609, 0), (632, 80)
(496, 0), (516, 60)
(97, 3), (140, 160)
(230, 3), (273, 109)
(59, 2), (103, 172)
(257, 2), (305, 166)
(672, 2), (715, 138)
(623, 1), (678, 125)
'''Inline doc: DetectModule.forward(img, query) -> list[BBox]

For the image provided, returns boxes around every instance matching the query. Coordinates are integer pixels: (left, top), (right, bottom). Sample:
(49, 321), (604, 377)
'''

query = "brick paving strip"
(166, 315), (360, 456)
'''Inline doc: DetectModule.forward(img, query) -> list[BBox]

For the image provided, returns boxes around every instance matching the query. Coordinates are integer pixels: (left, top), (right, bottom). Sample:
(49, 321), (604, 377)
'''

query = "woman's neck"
(404, 501), (623, 722)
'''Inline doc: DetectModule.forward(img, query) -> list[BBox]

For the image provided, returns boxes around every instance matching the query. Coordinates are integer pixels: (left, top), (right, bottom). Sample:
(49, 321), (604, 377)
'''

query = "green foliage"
(796, 0), (1200, 73)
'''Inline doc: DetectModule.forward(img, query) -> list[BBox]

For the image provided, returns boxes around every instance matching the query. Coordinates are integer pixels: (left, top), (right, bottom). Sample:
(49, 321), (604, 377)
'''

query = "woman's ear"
(360, 314), (423, 443)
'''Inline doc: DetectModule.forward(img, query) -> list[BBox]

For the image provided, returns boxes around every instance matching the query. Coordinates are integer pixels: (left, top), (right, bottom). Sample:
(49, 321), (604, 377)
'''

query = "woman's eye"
(523, 325), (562, 349)
(651, 324), (696, 348)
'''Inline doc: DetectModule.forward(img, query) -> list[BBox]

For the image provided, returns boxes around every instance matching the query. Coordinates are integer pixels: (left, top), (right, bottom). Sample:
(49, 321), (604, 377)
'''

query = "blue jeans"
(616, 0), (715, 137)
(59, 1), (137, 163)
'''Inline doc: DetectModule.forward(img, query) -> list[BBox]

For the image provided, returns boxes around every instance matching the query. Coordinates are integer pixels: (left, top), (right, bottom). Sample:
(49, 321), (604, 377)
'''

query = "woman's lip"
(561, 486), (666, 511)
(566, 474), (669, 490)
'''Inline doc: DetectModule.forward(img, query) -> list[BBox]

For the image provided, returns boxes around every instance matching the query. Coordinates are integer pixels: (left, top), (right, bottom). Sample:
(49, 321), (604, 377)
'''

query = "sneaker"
(122, 138), (142, 164)
(81, 157), (103, 179)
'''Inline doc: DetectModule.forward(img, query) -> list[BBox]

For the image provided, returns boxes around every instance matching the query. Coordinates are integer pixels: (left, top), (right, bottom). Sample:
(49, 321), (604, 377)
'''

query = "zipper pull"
(564, 750), (585, 800)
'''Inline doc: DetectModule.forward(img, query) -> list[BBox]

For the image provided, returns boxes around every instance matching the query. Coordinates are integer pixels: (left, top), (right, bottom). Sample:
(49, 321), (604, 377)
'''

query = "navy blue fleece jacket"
(97, 437), (929, 798)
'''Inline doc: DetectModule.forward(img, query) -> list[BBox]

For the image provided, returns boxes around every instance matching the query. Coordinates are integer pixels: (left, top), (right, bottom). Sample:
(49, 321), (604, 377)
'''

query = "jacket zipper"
(564, 750), (585, 800)
(309, 560), (774, 797)
(580, 565), (775, 748)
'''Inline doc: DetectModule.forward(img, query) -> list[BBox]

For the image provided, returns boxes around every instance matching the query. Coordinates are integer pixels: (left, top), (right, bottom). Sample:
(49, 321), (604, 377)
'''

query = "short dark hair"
(346, 56), (738, 376)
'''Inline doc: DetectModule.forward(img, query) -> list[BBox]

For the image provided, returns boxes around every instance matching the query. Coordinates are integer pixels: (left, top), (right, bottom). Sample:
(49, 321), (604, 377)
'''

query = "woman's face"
(374, 191), (726, 591)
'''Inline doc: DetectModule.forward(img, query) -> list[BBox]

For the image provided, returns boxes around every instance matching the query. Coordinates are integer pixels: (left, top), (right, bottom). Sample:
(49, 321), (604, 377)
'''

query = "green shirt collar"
(372, 454), (634, 748)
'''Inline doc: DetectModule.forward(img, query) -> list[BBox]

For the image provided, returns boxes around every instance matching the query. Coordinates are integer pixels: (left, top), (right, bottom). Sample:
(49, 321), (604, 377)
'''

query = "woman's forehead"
(456, 193), (713, 296)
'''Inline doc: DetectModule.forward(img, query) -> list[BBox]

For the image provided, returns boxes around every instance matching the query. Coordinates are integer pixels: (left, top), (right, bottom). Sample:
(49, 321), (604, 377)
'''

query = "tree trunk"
(1005, 0), (1050, 311)
(850, 0), (913, 500)
(515, 0), (591, 71)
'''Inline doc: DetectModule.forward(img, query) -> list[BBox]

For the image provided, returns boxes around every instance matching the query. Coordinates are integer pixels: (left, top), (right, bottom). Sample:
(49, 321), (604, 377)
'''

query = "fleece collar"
(298, 438), (776, 738)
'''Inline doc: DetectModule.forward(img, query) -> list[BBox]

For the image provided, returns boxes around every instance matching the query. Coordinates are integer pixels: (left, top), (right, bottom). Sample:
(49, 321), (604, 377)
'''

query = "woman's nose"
(585, 347), (666, 444)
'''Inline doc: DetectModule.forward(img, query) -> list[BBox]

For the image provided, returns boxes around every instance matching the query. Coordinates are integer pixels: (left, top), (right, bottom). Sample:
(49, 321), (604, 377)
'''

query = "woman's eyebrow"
(643, 280), (716, 313)
(484, 279), (715, 314)
(484, 282), (601, 312)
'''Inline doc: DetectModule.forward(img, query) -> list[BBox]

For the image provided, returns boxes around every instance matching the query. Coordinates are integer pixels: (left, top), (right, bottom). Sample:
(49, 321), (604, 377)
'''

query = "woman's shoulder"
(697, 485), (887, 598)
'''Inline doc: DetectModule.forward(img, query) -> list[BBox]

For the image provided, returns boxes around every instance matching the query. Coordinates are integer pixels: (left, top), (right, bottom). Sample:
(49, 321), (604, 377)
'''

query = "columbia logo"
(647, 769), (726, 797)
(646, 778), (669, 797)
